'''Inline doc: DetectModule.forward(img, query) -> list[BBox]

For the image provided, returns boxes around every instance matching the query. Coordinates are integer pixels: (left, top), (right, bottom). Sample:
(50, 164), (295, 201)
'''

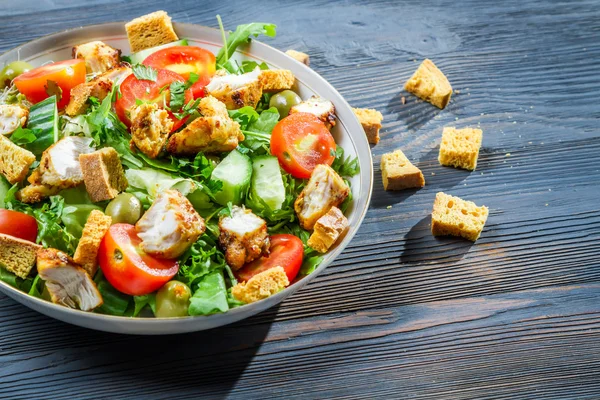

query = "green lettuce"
(216, 18), (277, 72)
(188, 270), (229, 315)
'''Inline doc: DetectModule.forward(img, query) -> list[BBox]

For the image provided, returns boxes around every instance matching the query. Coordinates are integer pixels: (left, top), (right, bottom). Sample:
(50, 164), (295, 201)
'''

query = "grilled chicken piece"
(294, 164), (350, 230)
(130, 102), (174, 159)
(36, 136), (95, 189)
(16, 182), (61, 204)
(136, 189), (205, 259)
(218, 205), (270, 270)
(98, 63), (131, 84)
(289, 96), (336, 128)
(0, 104), (28, 135)
(37, 248), (103, 311)
(205, 68), (263, 109)
(167, 96), (244, 155)
(65, 77), (113, 116)
(72, 40), (121, 74)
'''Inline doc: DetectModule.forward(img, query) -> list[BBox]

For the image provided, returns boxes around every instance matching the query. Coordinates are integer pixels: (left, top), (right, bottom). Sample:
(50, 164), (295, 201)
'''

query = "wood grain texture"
(1, 0), (599, 398)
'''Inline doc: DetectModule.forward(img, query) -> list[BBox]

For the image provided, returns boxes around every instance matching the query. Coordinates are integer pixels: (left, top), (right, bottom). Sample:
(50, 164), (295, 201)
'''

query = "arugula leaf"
(330, 145), (360, 177)
(9, 126), (37, 145)
(215, 19), (277, 70)
(132, 64), (158, 82)
(188, 270), (230, 315)
(240, 60), (269, 73)
(169, 81), (186, 112)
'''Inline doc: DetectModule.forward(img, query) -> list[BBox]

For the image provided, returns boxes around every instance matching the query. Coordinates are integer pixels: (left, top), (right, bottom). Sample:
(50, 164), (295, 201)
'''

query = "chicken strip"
(72, 40), (121, 74)
(218, 205), (270, 270)
(289, 96), (336, 128)
(136, 189), (205, 259)
(205, 68), (263, 109)
(294, 164), (350, 230)
(36, 136), (95, 189)
(37, 248), (103, 311)
(130, 102), (174, 159)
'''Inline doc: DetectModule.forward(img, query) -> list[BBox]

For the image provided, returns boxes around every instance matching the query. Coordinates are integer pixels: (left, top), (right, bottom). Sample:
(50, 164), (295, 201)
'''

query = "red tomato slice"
(98, 223), (179, 296)
(235, 234), (304, 283)
(0, 209), (38, 242)
(13, 59), (86, 109)
(114, 68), (193, 132)
(189, 74), (211, 99)
(142, 46), (215, 79)
(270, 113), (336, 179)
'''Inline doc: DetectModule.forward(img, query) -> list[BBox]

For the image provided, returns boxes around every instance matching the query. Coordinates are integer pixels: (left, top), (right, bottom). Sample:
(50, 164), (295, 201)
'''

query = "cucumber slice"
(26, 95), (58, 156)
(211, 149), (252, 206)
(251, 156), (285, 211)
(128, 39), (189, 64)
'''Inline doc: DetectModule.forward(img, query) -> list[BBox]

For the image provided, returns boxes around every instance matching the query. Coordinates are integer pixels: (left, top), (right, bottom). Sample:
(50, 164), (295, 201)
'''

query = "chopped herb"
(132, 64), (158, 82)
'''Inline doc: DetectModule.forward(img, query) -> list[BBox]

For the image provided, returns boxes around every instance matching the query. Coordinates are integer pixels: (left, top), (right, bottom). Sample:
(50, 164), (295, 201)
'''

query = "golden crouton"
(307, 207), (349, 253)
(125, 11), (179, 53)
(285, 50), (310, 66)
(130, 102), (174, 159)
(16, 182), (60, 204)
(431, 192), (489, 241)
(205, 69), (263, 110)
(295, 164), (350, 230)
(438, 127), (483, 171)
(72, 41), (121, 74)
(0, 234), (41, 279)
(381, 149), (425, 191)
(65, 77), (113, 116)
(289, 96), (336, 128)
(231, 266), (290, 304)
(352, 107), (383, 144)
(73, 210), (112, 277)
(79, 147), (128, 202)
(0, 134), (35, 184)
(0, 104), (28, 135)
(405, 59), (452, 109)
(219, 205), (269, 270)
(259, 69), (295, 92)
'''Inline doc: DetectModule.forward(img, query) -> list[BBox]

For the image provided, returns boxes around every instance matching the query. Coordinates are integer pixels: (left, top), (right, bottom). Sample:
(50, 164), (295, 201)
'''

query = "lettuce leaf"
(216, 19), (276, 71)
(229, 106), (279, 153)
(188, 270), (229, 316)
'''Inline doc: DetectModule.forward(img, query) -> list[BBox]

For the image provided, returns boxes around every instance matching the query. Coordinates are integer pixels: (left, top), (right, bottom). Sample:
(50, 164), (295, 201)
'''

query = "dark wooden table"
(1, 0), (599, 398)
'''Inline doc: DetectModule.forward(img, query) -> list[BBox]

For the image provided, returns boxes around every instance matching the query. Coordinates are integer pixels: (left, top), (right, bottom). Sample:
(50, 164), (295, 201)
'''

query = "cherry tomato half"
(236, 234), (304, 283)
(270, 112), (336, 179)
(0, 209), (38, 242)
(114, 68), (193, 132)
(142, 46), (215, 99)
(98, 223), (179, 296)
(13, 59), (86, 109)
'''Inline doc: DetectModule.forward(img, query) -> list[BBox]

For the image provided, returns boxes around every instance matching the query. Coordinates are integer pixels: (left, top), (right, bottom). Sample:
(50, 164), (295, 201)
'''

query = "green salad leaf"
(177, 236), (227, 289)
(188, 270), (229, 315)
(10, 126), (37, 145)
(330, 145), (360, 177)
(229, 106), (279, 153)
(133, 294), (156, 317)
(216, 18), (276, 71)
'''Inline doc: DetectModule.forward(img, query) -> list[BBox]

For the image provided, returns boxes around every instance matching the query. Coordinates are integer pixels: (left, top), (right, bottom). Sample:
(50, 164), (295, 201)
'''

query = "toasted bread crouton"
(285, 50), (309, 66)
(431, 192), (489, 241)
(206, 68), (263, 110)
(259, 69), (295, 92)
(125, 11), (179, 53)
(0, 234), (41, 279)
(438, 127), (483, 171)
(16, 182), (61, 204)
(72, 41), (121, 74)
(231, 266), (289, 304)
(405, 59), (452, 109)
(73, 210), (112, 277)
(381, 149), (425, 191)
(352, 107), (383, 144)
(295, 164), (350, 230)
(130, 102), (173, 159)
(37, 136), (95, 189)
(289, 96), (336, 128)
(167, 96), (243, 155)
(0, 105), (28, 135)
(219, 205), (270, 270)
(37, 248), (103, 311)
(0, 134), (35, 184)
(65, 77), (113, 116)
(79, 147), (128, 202)
(307, 207), (348, 253)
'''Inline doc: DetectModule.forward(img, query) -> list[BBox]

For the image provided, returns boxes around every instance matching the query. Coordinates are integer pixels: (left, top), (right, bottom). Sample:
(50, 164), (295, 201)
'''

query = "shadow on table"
(385, 91), (443, 133)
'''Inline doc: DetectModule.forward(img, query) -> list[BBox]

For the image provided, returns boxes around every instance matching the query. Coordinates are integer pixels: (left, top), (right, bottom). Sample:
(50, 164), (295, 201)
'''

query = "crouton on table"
(130, 102), (174, 159)
(438, 127), (483, 171)
(72, 41), (121, 74)
(259, 69), (295, 92)
(73, 210), (112, 277)
(125, 10), (179, 53)
(0, 134), (35, 184)
(405, 59), (452, 109)
(307, 207), (349, 253)
(352, 107), (383, 144)
(79, 147), (128, 202)
(0, 234), (41, 279)
(289, 96), (336, 128)
(0, 104), (28, 135)
(231, 266), (290, 304)
(285, 50), (310, 66)
(431, 192), (489, 241)
(219, 205), (270, 270)
(381, 149), (425, 191)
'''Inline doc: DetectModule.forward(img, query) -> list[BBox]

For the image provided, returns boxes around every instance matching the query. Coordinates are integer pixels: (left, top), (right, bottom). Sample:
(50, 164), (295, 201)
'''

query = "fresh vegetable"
(0, 61), (33, 88)
(230, 106), (279, 153)
(105, 193), (143, 224)
(270, 112), (336, 178)
(98, 224), (179, 296)
(216, 18), (277, 72)
(210, 149), (253, 205)
(13, 59), (86, 108)
(269, 90), (301, 118)
(128, 39), (189, 65)
(155, 280), (192, 318)
(24, 95), (58, 155)
(236, 234), (304, 283)
(250, 156), (286, 211)
(188, 270), (229, 315)
(0, 209), (38, 242)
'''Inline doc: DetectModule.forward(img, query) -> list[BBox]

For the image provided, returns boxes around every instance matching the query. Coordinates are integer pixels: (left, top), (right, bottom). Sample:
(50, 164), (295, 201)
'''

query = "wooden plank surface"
(1, 0), (599, 398)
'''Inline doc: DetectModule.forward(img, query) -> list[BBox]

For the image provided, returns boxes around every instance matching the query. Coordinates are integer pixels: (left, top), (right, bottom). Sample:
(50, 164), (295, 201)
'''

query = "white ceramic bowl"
(0, 22), (373, 334)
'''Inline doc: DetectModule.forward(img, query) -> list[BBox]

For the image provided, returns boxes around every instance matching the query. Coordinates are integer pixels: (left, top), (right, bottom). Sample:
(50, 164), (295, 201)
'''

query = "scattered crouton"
(405, 59), (452, 109)
(289, 96), (336, 128)
(79, 147), (128, 202)
(352, 107), (383, 144)
(0, 234), (41, 279)
(0, 105), (28, 135)
(73, 210), (112, 277)
(231, 266), (290, 304)
(431, 192), (489, 241)
(381, 149), (425, 191)
(72, 41), (121, 74)
(438, 127), (483, 171)
(125, 11), (179, 53)
(307, 207), (349, 253)
(130, 102), (174, 158)
(65, 77), (112, 116)
(0, 134), (35, 184)
(259, 69), (295, 92)
(285, 50), (309, 66)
